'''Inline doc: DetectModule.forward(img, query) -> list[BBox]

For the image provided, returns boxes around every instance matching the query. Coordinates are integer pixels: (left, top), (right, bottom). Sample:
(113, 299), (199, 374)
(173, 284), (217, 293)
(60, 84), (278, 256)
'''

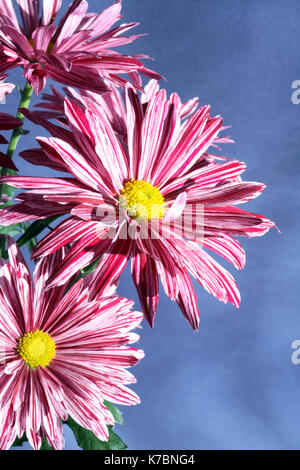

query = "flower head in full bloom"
(0, 236), (144, 450)
(0, 75), (22, 170)
(0, 0), (160, 94)
(0, 84), (275, 330)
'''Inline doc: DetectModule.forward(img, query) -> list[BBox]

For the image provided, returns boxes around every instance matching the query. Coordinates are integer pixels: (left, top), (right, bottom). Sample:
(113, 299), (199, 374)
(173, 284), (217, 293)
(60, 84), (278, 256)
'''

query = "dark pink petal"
(45, 228), (110, 287)
(1, 25), (34, 58)
(19, 148), (68, 172)
(0, 81), (15, 101)
(167, 235), (241, 308)
(46, 64), (109, 94)
(23, 63), (47, 95)
(180, 96), (199, 119)
(125, 85), (143, 178)
(0, 175), (88, 191)
(145, 239), (180, 301)
(192, 181), (266, 206)
(150, 92), (182, 173)
(70, 202), (117, 223)
(32, 217), (96, 259)
(201, 234), (246, 270)
(87, 108), (129, 192)
(7, 236), (33, 331)
(0, 201), (67, 226)
(54, 0), (88, 47)
(176, 268), (200, 330)
(152, 105), (211, 187)
(17, 0), (40, 37)
(63, 98), (112, 175)
(0, 151), (18, 171)
(204, 206), (276, 237)
(52, 30), (91, 54)
(85, 237), (131, 300)
(161, 160), (246, 197)
(45, 53), (72, 72)
(0, 0), (20, 31)
(78, 2), (122, 36)
(171, 117), (224, 182)
(138, 89), (167, 181)
(33, 248), (69, 330)
(31, 24), (55, 55)
(131, 247), (159, 327)
(0, 112), (22, 131)
(36, 137), (114, 198)
(142, 79), (160, 103)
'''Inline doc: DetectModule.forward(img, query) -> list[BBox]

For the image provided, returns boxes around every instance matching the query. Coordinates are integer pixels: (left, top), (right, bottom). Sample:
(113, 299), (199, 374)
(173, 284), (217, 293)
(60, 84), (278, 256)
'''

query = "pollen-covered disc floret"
(17, 329), (56, 368)
(120, 180), (165, 220)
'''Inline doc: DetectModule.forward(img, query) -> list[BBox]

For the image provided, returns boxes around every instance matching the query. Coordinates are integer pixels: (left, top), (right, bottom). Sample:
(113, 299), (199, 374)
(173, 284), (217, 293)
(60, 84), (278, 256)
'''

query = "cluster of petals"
(0, 236), (144, 450)
(0, 0), (160, 94)
(0, 75), (22, 171)
(0, 82), (275, 329)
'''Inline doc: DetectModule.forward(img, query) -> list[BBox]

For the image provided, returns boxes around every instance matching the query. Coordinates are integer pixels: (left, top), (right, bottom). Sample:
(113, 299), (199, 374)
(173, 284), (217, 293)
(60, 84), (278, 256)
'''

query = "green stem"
(0, 81), (33, 200)
(6, 81), (33, 159)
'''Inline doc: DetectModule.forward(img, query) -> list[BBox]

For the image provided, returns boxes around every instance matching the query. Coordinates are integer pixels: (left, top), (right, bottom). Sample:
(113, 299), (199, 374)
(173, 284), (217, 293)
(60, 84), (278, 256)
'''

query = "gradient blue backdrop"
(6, 0), (300, 450)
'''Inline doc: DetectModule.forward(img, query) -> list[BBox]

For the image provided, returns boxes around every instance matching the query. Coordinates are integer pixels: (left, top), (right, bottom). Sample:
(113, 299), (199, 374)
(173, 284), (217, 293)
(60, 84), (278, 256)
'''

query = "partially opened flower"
(0, 236), (143, 450)
(0, 75), (22, 170)
(0, 86), (275, 329)
(0, 0), (160, 94)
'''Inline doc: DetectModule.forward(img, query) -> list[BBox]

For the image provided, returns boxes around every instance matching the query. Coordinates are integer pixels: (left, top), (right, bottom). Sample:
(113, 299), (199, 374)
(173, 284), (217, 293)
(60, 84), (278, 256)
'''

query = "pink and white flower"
(0, 0), (160, 94)
(0, 236), (144, 450)
(0, 86), (275, 329)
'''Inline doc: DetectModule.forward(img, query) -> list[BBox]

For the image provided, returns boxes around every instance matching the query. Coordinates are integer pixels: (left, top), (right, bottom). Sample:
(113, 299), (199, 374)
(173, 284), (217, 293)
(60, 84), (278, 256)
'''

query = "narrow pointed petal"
(176, 268), (200, 330)
(17, 0), (40, 37)
(131, 248), (159, 327)
(42, 0), (62, 25)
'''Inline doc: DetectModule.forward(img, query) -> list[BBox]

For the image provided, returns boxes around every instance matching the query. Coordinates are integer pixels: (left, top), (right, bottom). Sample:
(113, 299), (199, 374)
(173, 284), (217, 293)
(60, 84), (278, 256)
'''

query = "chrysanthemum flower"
(0, 86), (275, 329)
(0, 236), (144, 450)
(0, 0), (160, 94)
(0, 75), (22, 170)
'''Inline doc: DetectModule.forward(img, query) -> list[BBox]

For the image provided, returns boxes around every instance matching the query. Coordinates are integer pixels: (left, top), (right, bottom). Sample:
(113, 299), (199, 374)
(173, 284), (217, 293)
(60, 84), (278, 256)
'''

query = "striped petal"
(131, 247), (159, 327)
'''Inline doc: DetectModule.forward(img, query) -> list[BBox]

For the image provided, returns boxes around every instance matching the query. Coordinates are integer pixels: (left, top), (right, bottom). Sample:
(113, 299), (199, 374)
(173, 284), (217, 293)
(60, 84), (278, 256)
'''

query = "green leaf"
(1, 184), (16, 199)
(12, 435), (53, 450)
(66, 256), (102, 292)
(0, 223), (25, 258)
(79, 256), (101, 278)
(103, 400), (124, 425)
(17, 215), (61, 248)
(66, 417), (127, 450)
(19, 128), (30, 135)
(0, 169), (17, 203)
(12, 434), (28, 447)
(0, 225), (23, 237)
(40, 438), (54, 450)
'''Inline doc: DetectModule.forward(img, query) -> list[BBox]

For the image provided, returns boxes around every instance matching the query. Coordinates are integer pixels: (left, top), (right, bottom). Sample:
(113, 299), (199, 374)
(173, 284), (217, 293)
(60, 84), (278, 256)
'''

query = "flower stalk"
(0, 81), (33, 201)
(6, 81), (33, 159)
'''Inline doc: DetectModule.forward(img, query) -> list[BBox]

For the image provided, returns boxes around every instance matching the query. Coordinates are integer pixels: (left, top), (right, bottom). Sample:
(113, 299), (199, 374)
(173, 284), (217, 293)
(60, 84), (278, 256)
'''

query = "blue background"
(5, 0), (300, 450)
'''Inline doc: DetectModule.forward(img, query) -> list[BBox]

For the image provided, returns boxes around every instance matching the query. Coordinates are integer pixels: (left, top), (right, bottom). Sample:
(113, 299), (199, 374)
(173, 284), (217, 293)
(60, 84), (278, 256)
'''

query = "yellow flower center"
(120, 180), (165, 220)
(28, 38), (54, 54)
(17, 330), (56, 368)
